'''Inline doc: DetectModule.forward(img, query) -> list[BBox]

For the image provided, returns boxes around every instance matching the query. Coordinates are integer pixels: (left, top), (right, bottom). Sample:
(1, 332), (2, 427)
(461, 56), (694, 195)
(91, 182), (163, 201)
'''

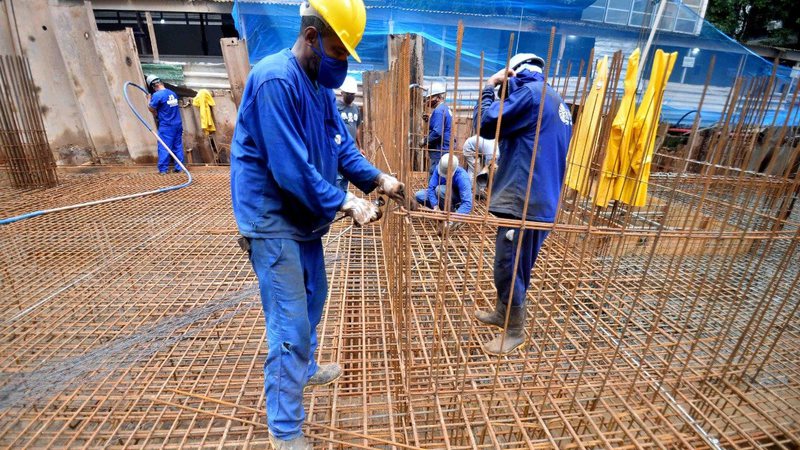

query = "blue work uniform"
(230, 49), (381, 441)
(414, 166), (473, 214)
(476, 70), (572, 307)
(149, 88), (184, 173)
(425, 102), (452, 173)
(335, 99), (362, 192)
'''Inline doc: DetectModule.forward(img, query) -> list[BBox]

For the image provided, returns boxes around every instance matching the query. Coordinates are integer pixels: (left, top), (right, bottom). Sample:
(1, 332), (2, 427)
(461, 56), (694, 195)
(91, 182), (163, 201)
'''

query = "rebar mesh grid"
(369, 32), (800, 449)
(0, 168), (405, 448)
(1, 30), (799, 450)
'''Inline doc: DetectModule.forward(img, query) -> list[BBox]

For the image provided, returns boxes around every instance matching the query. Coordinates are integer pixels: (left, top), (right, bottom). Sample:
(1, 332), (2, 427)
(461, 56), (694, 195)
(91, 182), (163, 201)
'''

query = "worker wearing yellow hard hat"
(229, 0), (406, 448)
(305, 0), (366, 63)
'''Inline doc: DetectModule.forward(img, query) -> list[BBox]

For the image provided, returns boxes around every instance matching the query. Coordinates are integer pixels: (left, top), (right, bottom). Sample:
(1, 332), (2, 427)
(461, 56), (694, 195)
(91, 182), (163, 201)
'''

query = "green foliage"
(705, 0), (799, 48)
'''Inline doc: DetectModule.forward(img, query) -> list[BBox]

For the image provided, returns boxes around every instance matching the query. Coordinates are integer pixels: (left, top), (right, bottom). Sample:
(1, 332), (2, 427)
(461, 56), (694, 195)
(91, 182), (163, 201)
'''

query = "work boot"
(305, 363), (342, 389)
(474, 300), (508, 329)
(482, 306), (526, 355)
(269, 433), (312, 450)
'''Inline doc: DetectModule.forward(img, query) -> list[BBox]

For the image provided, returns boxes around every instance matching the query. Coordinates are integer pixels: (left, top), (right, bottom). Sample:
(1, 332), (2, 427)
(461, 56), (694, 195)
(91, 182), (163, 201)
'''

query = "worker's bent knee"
(414, 190), (427, 205)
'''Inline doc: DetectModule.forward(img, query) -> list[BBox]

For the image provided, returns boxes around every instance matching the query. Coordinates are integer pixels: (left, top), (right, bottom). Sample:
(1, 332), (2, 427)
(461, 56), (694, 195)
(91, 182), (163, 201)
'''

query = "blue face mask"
(312, 33), (348, 89)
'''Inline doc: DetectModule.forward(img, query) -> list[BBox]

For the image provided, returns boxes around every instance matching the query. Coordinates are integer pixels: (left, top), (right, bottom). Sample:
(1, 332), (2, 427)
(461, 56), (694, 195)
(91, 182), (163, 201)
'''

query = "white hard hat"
(438, 153), (459, 177)
(424, 81), (447, 98)
(509, 53), (545, 73)
(146, 74), (161, 88)
(339, 76), (358, 94)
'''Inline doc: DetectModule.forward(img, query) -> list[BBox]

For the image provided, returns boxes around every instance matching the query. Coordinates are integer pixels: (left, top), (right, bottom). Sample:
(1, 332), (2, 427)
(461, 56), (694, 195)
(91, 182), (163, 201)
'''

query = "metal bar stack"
(0, 55), (57, 189)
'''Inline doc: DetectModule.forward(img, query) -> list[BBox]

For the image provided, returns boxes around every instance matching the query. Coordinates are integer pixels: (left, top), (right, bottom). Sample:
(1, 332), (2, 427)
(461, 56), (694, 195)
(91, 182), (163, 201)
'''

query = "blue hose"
(0, 82), (192, 225)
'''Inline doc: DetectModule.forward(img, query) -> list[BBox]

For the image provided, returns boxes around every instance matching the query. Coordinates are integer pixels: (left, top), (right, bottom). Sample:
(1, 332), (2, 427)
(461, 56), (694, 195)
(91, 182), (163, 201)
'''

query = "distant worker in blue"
(146, 75), (185, 174)
(472, 53), (573, 355)
(415, 153), (473, 215)
(420, 81), (452, 174)
(228, 0), (405, 448)
(335, 75), (363, 191)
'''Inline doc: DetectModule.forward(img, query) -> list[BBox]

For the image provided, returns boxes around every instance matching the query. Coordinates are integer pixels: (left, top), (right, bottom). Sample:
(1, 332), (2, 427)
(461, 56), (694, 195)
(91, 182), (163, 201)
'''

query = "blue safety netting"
(233, 0), (799, 126)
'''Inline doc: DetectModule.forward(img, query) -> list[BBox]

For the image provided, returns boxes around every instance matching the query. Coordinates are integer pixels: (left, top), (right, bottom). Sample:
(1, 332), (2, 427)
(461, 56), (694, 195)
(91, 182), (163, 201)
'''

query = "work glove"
(376, 173), (406, 204)
(437, 221), (462, 237)
(340, 193), (380, 226)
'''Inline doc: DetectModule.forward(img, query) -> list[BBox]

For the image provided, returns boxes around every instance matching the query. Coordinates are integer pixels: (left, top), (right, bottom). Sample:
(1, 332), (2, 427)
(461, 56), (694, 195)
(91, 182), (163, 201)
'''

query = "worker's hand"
(340, 193), (380, 226)
(437, 221), (463, 237)
(437, 221), (452, 237)
(488, 68), (516, 87)
(376, 173), (406, 204)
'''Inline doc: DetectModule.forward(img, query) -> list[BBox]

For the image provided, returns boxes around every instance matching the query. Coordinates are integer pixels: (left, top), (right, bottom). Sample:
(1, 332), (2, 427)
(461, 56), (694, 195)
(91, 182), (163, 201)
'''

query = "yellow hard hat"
(306, 0), (366, 63)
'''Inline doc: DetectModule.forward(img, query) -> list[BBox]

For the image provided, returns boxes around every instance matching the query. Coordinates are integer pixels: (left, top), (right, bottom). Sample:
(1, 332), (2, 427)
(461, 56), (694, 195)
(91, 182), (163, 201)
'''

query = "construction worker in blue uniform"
(146, 75), (185, 174)
(335, 75), (362, 192)
(415, 154), (473, 214)
(420, 82), (452, 174)
(472, 53), (573, 355)
(229, 1), (405, 448)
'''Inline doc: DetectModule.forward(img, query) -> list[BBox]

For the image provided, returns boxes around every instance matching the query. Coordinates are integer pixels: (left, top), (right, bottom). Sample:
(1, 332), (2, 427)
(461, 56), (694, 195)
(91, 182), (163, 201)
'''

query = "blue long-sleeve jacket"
(475, 70), (572, 222)
(427, 166), (473, 214)
(230, 49), (381, 240)
(426, 102), (452, 151)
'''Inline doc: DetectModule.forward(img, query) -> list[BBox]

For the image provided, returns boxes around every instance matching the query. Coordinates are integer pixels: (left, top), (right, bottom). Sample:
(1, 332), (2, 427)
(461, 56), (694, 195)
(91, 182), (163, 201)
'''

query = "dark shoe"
(305, 363), (342, 388)
(482, 306), (526, 355)
(474, 301), (508, 329)
(269, 433), (311, 450)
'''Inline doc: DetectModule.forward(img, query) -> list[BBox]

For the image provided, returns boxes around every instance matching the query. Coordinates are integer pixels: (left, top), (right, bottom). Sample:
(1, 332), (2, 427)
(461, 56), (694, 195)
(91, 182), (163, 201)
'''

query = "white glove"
(340, 193), (379, 226)
(437, 221), (463, 237)
(376, 173), (405, 203)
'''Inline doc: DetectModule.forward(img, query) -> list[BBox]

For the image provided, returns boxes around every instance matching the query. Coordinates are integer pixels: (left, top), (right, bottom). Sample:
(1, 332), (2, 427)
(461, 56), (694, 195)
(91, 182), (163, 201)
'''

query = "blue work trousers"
(248, 237), (327, 440)
(157, 125), (185, 173)
(494, 226), (549, 307)
(414, 185), (461, 212)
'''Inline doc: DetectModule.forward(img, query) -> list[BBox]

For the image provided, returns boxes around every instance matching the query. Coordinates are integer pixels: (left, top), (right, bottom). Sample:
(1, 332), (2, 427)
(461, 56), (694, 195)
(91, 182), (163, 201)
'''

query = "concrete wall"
(0, 0), (20, 55)
(49, 0), (130, 163)
(7, 0), (96, 165)
(94, 28), (155, 163)
(180, 90), (237, 164)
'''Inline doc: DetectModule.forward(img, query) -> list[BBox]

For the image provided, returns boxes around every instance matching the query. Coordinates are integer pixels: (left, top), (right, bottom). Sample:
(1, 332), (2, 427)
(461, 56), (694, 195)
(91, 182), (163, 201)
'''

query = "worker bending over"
(415, 154), (473, 214)
(463, 134), (498, 199)
(473, 53), (573, 355)
(462, 135), (497, 179)
(229, 1), (404, 447)
(416, 154), (473, 237)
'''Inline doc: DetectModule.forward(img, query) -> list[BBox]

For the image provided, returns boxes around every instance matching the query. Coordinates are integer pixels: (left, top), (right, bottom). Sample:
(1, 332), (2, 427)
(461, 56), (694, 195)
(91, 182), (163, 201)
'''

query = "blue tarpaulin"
(233, 0), (798, 126)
